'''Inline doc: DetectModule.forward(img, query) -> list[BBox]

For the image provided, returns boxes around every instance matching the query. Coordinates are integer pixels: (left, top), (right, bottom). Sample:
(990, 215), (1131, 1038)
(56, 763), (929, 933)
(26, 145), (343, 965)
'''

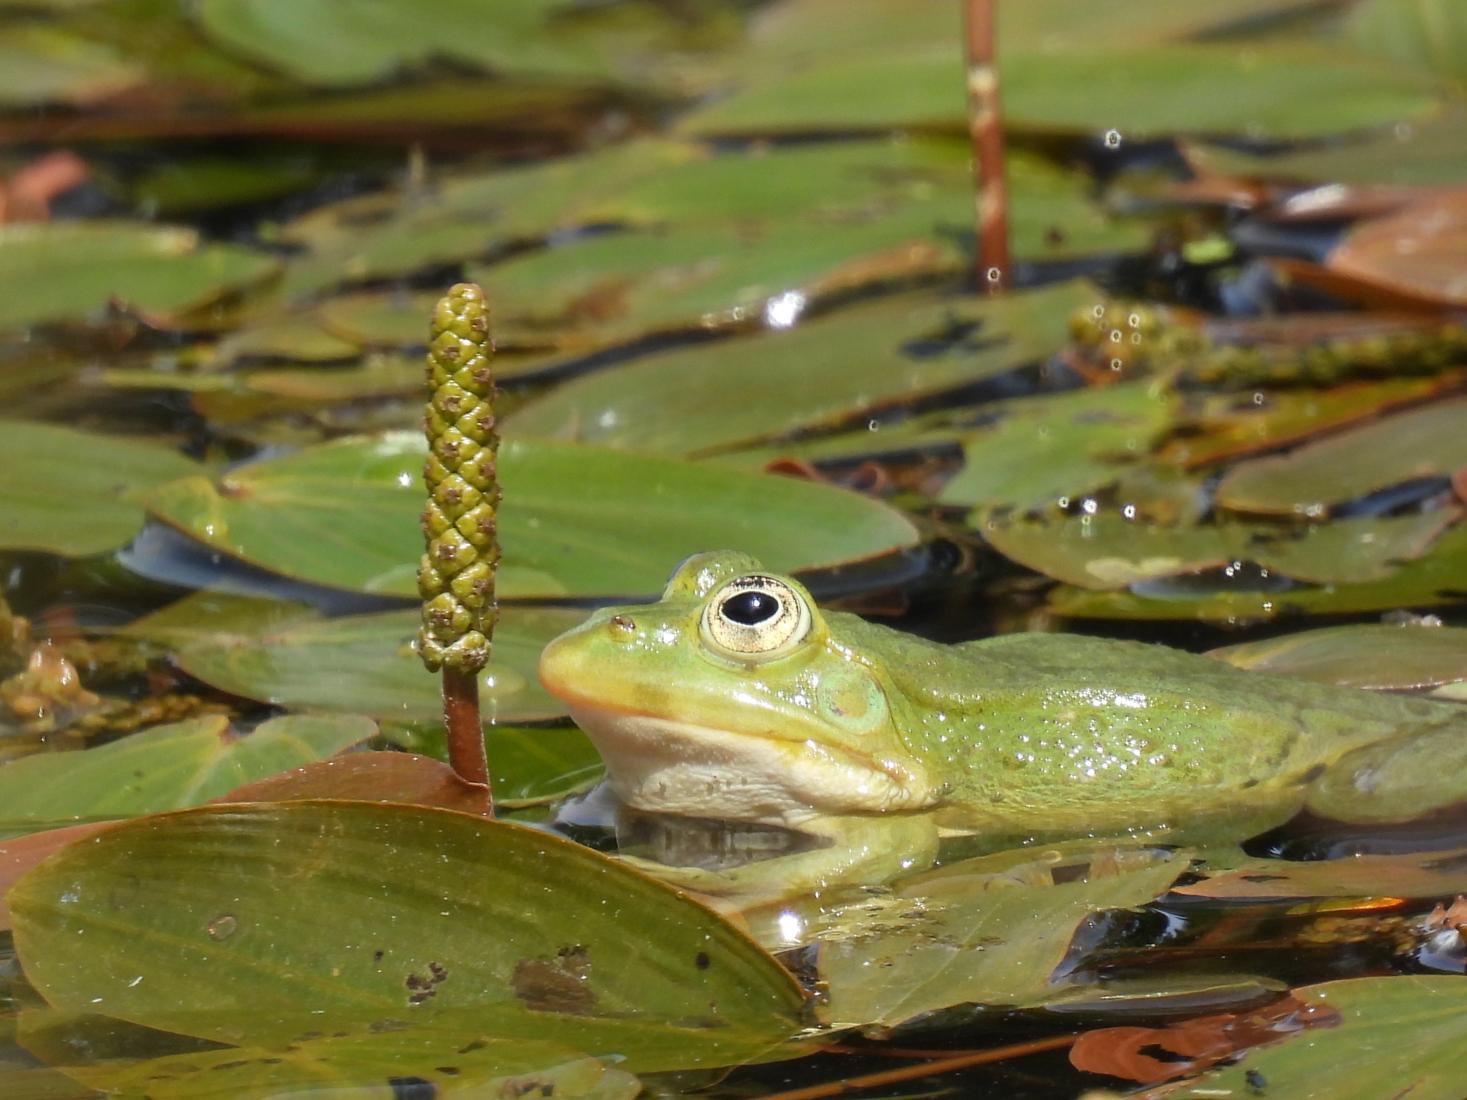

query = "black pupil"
(723, 590), (780, 626)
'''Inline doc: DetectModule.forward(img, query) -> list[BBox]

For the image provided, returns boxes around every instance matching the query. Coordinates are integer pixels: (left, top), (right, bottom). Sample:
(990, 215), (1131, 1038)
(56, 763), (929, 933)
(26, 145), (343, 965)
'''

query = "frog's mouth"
(559, 701), (938, 828)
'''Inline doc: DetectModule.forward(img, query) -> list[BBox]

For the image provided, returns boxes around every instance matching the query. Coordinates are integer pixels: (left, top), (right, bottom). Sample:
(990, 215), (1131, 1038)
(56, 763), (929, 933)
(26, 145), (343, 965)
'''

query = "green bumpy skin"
(540, 551), (1467, 899)
(417, 283), (500, 675)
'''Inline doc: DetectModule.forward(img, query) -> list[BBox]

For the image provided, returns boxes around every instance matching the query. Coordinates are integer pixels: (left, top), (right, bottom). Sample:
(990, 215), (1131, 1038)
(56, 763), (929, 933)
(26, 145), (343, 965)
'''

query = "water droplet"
(1110, 358), (1123, 371)
(867, 419), (879, 431)
(206, 914), (238, 941)
(985, 266), (1002, 283)
(1122, 504), (1137, 520)
(1104, 129), (1122, 149)
(1091, 304), (1106, 319)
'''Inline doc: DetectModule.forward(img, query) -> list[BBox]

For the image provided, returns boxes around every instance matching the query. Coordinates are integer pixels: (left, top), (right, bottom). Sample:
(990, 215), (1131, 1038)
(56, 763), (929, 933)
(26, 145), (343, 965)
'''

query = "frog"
(538, 551), (1467, 898)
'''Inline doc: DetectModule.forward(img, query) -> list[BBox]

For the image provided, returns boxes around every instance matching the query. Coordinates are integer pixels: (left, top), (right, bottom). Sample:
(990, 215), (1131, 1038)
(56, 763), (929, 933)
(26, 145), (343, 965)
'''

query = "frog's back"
(840, 621), (1467, 842)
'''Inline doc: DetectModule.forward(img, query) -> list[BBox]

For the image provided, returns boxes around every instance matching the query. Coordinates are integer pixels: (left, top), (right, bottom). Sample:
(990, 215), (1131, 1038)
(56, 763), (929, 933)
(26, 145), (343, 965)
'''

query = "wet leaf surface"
(143, 432), (919, 597)
(0, 713), (374, 834)
(509, 281), (1096, 456)
(0, 421), (200, 556)
(8, 802), (808, 1062)
(819, 847), (1186, 1028)
(939, 380), (1173, 510)
(1144, 977), (1467, 1100)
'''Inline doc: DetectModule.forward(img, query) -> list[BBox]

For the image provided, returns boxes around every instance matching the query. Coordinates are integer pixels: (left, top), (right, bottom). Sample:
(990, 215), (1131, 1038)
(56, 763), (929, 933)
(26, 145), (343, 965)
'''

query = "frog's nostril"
(609, 614), (636, 635)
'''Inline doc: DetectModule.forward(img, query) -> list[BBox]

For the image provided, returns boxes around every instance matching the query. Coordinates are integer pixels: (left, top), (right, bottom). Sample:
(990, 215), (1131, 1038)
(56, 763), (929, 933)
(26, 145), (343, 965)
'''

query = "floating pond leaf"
(508, 281), (1096, 456)
(1216, 396), (1467, 516)
(125, 592), (571, 728)
(1189, 107), (1467, 187)
(0, 713), (374, 835)
(938, 380), (1174, 511)
(819, 847), (1185, 1028)
(1326, 190), (1467, 310)
(218, 751), (495, 814)
(1209, 622), (1467, 693)
(1161, 374), (1465, 470)
(0, 421), (201, 557)
(684, 43), (1439, 141)
(0, 222), (279, 333)
(1146, 977), (1467, 1100)
(1349, 0), (1467, 86)
(1305, 717), (1467, 824)
(143, 432), (919, 597)
(196, 0), (642, 88)
(983, 509), (1462, 590)
(8, 802), (808, 1064)
(1051, 517), (1467, 621)
(0, 23), (141, 108)
(1175, 844), (1467, 900)
(52, 1028), (642, 1100)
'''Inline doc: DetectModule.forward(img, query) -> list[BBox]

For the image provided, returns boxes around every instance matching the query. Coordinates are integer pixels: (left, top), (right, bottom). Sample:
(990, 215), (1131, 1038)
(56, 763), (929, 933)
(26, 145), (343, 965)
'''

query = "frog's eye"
(701, 575), (811, 660)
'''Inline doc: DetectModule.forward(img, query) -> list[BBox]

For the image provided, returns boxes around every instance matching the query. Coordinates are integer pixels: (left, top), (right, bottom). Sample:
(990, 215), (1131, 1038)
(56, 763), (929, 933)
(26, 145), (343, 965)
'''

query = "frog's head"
(538, 551), (939, 826)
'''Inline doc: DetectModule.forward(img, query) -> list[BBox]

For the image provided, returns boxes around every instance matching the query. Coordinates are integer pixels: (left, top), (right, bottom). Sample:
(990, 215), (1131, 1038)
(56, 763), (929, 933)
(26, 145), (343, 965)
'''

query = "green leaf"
(0, 421), (201, 557)
(0, 714), (374, 833)
(684, 44), (1439, 141)
(0, 222), (279, 332)
(196, 0), (616, 87)
(0, 24), (140, 107)
(508, 281), (1098, 456)
(1209, 622), (1467, 692)
(8, 802), (808, 1066)
(1349, 0), (1467, 85)
(1174, 844), (1467, 900)
(143, 433), (919, 597)
(1149, 977), (1467, 1100)
(1216, 396), (1467, 516)
(819, 847), (1185, 1028)
(163, 604), (574, 724)
(1050, 518), (1467, 621)
(57, 1030), (642, 1100)
(938, 380), (1173, 510)
(981, 510), (1461, 589)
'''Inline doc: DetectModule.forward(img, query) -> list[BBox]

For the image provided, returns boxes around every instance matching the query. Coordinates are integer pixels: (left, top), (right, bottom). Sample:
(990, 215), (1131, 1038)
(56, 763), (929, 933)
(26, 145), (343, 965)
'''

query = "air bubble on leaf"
(1122, 504), (1137, 520)
(1110, 358), (1123, 371)
(206, 914), (239, 941)
(1103, 129), (1122, 149)
(985, 267), (1002, 283)
(1127, 313), (1141, 328)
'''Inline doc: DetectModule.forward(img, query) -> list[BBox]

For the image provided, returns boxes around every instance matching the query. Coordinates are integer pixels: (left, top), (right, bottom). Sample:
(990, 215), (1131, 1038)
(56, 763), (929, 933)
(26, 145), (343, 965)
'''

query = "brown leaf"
(1325, 188), (1467, 309)
(216, 751), (492, 814)
(1070, 994), (1339, 1083)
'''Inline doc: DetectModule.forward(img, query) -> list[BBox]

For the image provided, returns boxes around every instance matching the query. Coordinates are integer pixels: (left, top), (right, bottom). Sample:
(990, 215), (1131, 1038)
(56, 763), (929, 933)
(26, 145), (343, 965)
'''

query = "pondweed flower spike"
(418, 282), (499, 802)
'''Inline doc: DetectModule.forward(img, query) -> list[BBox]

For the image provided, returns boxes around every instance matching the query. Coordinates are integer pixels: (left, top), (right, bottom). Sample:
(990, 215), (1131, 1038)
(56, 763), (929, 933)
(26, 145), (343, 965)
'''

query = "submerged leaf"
(819, 847), (1184, 1028)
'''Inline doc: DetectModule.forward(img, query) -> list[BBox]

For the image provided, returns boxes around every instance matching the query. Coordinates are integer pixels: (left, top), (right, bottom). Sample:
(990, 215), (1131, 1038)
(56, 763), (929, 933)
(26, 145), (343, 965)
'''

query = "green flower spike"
(416, 283), (499, 796)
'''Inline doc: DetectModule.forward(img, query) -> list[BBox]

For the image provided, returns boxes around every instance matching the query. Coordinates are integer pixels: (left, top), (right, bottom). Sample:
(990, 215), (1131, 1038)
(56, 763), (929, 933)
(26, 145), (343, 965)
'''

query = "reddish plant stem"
(963, 0), (1010, 294)
(762, 1034), (1078, 1100)
(442, 666), (491, 796)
